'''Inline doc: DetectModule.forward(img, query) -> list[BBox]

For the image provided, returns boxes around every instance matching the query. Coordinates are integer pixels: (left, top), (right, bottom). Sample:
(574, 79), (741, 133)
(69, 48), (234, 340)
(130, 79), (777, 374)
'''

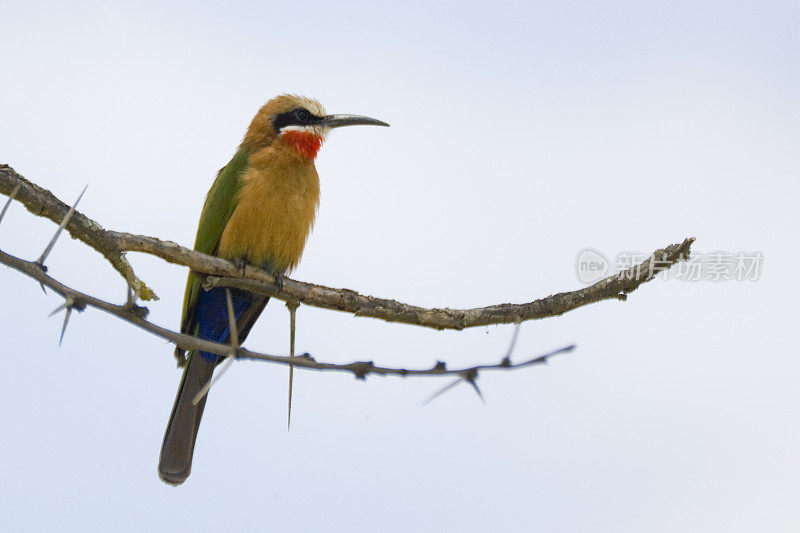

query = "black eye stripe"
(272, 108), (322, 131)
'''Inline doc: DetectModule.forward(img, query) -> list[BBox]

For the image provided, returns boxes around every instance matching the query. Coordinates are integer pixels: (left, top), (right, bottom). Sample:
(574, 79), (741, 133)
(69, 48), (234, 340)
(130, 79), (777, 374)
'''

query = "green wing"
(176, 149), (250, 360)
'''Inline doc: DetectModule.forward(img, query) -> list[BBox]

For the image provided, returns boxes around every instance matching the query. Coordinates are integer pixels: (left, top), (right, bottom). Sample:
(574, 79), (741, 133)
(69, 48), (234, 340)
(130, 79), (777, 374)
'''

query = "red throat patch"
(283, 131), (323, 159)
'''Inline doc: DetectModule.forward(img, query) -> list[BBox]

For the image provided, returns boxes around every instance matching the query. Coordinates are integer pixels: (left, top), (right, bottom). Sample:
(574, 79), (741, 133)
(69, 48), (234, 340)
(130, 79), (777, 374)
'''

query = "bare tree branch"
(0, 164), (157, 300)
(0, 164), (695, 332)
(0, 248), (574, 378)
(0, 162), (702, 393)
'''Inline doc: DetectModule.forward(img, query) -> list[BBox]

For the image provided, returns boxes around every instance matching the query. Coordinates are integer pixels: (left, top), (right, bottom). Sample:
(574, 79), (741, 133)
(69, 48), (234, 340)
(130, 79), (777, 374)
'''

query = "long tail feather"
(158, 351), (215, 485)
(158, 287), (269, 485)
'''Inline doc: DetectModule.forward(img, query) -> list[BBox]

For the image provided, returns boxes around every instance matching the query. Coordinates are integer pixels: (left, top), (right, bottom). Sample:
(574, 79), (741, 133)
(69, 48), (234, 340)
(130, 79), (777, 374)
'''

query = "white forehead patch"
(294, 95), (326, 117)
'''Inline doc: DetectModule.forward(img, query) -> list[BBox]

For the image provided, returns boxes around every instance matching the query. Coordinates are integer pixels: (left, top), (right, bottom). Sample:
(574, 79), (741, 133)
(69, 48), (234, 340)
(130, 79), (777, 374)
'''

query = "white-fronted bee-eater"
(159, 94), (388, 485)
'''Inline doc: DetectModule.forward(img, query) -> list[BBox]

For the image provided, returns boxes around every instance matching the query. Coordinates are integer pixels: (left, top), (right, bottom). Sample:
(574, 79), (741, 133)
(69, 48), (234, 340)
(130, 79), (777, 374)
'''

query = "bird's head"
(241, 94), (388, 159)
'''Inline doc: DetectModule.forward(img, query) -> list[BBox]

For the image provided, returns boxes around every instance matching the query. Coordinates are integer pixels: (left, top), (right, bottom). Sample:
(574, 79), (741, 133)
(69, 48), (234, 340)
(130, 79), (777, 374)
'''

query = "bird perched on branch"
(159, 94), (388, 485)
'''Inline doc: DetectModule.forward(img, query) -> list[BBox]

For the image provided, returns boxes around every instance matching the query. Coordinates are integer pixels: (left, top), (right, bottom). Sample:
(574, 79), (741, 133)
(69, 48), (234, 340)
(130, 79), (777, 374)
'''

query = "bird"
(158, 94), (388, 485)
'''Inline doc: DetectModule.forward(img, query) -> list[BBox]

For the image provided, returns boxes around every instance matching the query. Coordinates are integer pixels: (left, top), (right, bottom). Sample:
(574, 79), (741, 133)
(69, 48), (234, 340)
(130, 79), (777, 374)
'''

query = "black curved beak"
(318, 114), (390, 129)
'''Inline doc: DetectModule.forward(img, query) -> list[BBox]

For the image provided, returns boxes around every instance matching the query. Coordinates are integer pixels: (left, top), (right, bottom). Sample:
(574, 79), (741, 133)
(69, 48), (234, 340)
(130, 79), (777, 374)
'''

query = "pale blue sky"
(1, 1), (799, 531)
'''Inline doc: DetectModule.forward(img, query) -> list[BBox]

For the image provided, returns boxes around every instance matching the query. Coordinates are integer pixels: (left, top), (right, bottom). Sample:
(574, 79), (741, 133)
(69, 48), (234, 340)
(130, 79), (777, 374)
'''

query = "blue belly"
(194, 287), (253, 363)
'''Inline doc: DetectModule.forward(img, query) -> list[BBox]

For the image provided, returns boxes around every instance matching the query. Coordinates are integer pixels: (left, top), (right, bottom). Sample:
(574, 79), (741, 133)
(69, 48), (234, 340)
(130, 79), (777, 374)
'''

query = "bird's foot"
(273, 272), (284, 294)
(233, 258), (248, 277)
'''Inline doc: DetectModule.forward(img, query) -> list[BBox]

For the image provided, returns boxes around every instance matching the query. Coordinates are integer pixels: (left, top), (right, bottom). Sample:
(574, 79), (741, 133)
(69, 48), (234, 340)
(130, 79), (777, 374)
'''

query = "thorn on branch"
(49, 296), (86, 346)
(225, 289), (239, 349)
(35, 184), (88, 268)
(0, 183), (21, 228)
(463, 372), (486, 404)
(33, 261), (49, 294)
(505, 324), (521, 359)
(286, 299), (299, 430)
(191, 288), (241, 407)
(60, 307), (73, 346)
(192, 355), (235, 406)
(424, 378), (462, 405)
(58, 306), (72, 346)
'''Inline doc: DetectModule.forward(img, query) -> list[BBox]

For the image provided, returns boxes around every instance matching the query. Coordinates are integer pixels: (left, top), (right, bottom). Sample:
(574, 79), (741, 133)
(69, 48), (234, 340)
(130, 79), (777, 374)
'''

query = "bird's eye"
(294, 108), (311, 123)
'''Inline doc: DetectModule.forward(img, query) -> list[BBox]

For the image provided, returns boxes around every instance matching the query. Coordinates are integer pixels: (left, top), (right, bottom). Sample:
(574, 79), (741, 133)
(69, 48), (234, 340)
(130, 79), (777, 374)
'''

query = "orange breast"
(217, 143), (320, 273)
